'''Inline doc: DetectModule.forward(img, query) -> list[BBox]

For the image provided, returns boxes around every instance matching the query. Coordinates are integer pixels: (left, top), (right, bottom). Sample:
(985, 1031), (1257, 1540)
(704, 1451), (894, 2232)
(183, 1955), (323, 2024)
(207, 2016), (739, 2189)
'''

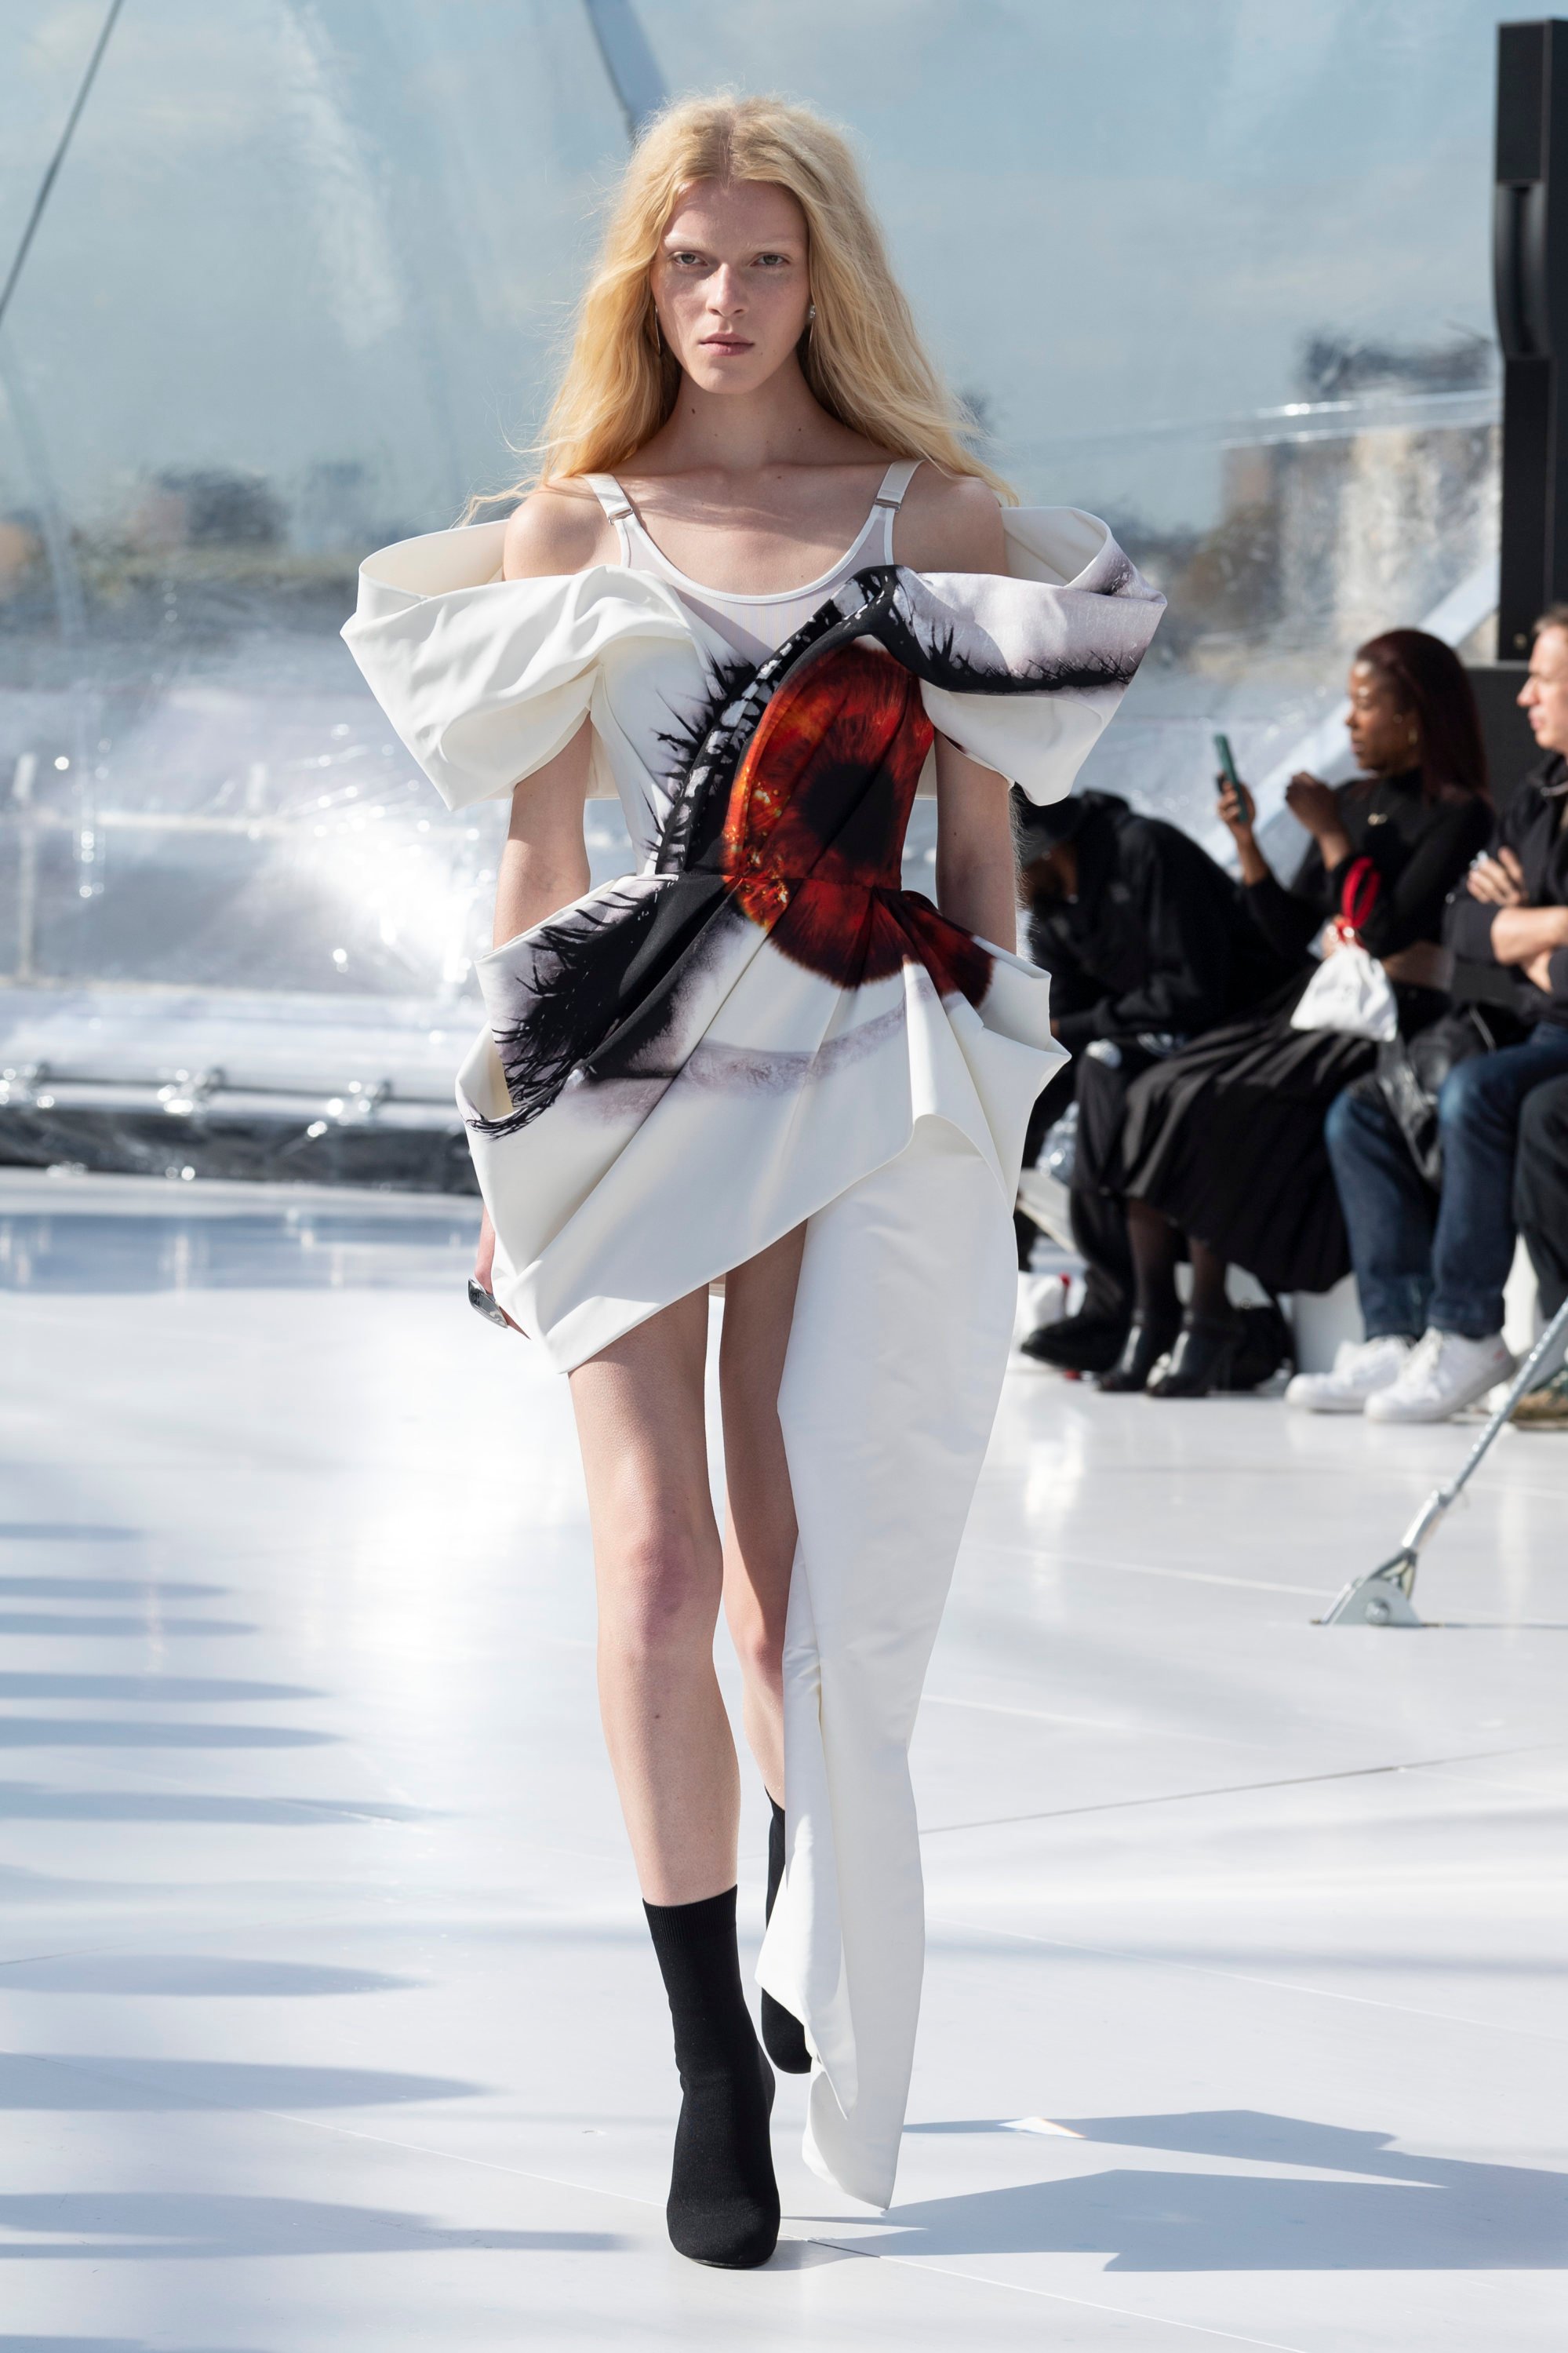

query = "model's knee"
(602, 1537), (718, 1663)
(732, 1605), (786, 1693)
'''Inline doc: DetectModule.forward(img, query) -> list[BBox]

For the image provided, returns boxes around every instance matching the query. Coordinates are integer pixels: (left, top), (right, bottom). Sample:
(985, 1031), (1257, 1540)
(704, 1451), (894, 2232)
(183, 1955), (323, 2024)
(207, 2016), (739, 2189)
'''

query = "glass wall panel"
(0, 1), (1510, 1103)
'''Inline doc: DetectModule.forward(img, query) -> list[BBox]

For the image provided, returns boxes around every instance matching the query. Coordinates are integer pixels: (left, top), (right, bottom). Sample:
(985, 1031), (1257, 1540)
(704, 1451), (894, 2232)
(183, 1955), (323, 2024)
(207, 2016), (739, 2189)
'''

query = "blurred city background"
(0, 0), (1515, 1180)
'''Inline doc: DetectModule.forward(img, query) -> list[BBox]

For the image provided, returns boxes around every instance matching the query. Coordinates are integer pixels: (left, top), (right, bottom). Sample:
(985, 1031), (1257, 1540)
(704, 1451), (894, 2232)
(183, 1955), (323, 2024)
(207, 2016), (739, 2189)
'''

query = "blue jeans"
(1324, 1023), (1568, 1340)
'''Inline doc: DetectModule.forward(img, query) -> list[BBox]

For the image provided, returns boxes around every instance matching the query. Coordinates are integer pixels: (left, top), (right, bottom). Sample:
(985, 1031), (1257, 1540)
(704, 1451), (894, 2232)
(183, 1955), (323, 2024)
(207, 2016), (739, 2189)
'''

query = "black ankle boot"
(759, 1799), (810, 2074)
(1146, 1313), (1239, 1398)
(1097, 1317), (1179, 1393)
(1019, 1309), (1129, 1374)
(643, 1887), (779, 2268)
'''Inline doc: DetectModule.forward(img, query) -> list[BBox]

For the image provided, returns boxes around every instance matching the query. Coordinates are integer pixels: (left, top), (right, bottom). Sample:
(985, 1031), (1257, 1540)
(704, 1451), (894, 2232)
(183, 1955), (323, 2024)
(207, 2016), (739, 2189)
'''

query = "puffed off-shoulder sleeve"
(340, 522), (704, 810)
(897, 509), (1164, 806)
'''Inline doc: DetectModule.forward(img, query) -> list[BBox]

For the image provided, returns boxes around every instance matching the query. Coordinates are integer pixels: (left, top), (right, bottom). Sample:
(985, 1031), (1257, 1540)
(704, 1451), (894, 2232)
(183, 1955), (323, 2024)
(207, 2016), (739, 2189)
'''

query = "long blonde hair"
(486, 92), (1012, 505)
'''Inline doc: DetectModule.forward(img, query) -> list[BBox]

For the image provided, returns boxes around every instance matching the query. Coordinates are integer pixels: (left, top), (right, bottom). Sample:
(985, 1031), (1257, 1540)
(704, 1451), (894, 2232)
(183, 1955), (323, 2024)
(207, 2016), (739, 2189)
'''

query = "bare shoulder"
(893, 466), (1007, 575)
(501, 481), (615, 581)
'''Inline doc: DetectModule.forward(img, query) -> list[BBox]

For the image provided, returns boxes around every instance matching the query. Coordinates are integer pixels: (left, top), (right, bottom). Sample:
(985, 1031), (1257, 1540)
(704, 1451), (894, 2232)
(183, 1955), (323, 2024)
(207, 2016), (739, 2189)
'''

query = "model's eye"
(754, 252), (789, 268)
(669, 251), (708, 268)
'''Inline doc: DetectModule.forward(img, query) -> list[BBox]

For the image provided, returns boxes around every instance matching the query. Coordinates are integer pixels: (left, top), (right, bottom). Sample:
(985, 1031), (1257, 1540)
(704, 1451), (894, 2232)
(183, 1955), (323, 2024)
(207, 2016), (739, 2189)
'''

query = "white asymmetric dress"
(342, 472), (1162, 2209)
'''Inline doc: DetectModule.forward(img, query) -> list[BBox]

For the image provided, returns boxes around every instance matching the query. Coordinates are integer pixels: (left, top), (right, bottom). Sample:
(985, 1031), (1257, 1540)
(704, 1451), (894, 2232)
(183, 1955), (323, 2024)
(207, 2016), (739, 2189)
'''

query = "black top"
(1244, 769), (1492, 966)
(1024, 792), (1296, 1054)
(1443, 753), (1568, 1027)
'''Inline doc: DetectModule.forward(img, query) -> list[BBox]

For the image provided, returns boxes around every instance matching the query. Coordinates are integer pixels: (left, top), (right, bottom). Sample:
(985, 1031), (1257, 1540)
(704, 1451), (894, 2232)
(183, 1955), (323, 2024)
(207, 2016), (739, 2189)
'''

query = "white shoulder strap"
(870, 458), (920, 561)
(871, 457), (922, 510)
(584, 472), (635, 523)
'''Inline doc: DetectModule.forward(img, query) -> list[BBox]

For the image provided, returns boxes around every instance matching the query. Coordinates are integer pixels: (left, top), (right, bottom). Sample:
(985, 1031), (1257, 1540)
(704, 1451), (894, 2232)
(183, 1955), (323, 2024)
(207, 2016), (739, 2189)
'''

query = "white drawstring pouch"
(1289, 933), (1399, 1043)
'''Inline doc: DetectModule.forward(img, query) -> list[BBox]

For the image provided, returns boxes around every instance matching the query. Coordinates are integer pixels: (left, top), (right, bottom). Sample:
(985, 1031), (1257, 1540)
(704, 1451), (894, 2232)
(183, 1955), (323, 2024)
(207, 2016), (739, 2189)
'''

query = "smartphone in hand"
(1213, 732), (1255, 826)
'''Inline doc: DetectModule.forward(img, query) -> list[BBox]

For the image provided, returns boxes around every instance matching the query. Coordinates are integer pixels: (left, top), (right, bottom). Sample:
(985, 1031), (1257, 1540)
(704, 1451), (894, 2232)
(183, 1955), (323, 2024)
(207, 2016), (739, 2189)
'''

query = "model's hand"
(473, 1206), (524, 1331)
(1465, 845), (1527, 906)
(1283, 773), (1340, 838)
(1525, 946), (1558, 993)
(1315, 920), (1344, 960)
(475, 1204), (497, 1292)
(1216, 776), (1256, 842)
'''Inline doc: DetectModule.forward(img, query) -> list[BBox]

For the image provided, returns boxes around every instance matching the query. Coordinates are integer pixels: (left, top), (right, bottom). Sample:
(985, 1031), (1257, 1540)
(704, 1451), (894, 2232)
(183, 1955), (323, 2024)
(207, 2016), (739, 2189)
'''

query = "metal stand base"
(1315, 1296), (1568, 1629)
(1318, 1550), (1425, 1627)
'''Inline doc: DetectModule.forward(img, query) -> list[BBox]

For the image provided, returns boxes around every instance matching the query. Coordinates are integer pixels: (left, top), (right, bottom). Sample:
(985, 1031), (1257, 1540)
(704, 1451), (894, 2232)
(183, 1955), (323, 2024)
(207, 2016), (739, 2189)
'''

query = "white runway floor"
(3, 1171), (1564, 2351)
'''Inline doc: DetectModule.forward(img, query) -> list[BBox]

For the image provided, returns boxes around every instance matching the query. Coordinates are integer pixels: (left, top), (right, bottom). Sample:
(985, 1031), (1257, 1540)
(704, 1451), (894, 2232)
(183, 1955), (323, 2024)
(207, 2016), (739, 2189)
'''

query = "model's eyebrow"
(660, 232), (804, 253)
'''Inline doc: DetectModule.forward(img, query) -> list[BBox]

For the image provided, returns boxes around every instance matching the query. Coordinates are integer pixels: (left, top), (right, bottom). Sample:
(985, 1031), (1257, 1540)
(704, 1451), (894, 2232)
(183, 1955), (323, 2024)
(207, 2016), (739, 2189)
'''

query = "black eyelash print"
(651, 654), (757, 874)
(871, 571), (1148, 698)
(480, 883), (667, 1136)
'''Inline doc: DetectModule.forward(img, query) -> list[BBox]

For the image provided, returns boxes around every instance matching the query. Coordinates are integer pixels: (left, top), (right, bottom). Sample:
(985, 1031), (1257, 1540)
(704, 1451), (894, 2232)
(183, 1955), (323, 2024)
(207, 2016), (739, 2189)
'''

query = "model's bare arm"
(933, 738), (1016, 949)
(493, 730), (592, 944)
(491, 482), (616, 937)
(903, 473), (1017, 949)
(474, 488), (610, 1300)
(892, 465), (1008, 577)
(502, 479), (617, 578)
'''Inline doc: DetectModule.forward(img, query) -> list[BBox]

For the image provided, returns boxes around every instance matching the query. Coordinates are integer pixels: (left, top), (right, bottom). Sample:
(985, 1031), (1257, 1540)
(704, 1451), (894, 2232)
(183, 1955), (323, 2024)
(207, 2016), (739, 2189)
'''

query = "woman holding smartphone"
(344, 93), (1160, 2264)
(1108, 630), (1490, 1396)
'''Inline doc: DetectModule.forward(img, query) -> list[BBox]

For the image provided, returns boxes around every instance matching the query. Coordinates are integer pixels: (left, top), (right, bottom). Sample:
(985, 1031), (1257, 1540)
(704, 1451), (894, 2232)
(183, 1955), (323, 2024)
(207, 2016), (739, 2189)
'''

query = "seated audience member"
(1109, 629), (1492, 1397)
(1292, 612), (1568, 1421)
(1512, 1074), (1568, 1426)
(1013, 790), (1296, 1372)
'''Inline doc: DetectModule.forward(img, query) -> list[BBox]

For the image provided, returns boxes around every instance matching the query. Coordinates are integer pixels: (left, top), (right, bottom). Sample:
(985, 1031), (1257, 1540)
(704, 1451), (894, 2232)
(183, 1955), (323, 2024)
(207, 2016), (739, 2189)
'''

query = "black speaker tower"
(1496, 20), (1568, 653)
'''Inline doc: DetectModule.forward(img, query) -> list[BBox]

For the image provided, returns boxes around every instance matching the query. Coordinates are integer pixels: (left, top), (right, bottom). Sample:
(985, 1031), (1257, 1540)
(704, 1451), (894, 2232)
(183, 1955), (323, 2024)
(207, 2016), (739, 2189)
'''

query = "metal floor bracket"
(1319, 1549), (1425, 1627)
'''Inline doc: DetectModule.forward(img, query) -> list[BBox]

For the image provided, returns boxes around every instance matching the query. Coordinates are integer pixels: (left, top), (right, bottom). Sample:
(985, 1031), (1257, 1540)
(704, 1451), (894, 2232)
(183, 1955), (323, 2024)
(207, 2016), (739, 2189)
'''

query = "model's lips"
(700, 336), (753, 351)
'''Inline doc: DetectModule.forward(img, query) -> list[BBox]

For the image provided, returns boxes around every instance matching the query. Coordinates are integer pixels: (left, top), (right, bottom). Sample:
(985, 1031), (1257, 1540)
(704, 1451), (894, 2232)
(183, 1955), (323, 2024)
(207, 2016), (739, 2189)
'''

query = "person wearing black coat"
(1111, 628), (1493, 1397)
(1014, 789), (1296, 1372)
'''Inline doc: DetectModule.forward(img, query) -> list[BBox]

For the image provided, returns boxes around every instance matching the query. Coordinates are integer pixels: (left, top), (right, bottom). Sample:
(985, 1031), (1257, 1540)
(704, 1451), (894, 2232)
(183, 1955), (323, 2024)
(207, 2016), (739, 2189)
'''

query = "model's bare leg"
(719, 1223), (806, 1805)
(719, 1224), (812, 2078)
(571, 1270), (789, 2266)
(569, 1286), (737, 1907)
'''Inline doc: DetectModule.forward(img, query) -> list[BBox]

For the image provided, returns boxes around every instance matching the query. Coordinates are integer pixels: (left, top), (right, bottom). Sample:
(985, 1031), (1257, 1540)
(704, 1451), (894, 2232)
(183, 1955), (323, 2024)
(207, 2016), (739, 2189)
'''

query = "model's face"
(1344, 660), (1416, 774)
(650, 179), (811, 398)
(1519, 625), (1568, 755)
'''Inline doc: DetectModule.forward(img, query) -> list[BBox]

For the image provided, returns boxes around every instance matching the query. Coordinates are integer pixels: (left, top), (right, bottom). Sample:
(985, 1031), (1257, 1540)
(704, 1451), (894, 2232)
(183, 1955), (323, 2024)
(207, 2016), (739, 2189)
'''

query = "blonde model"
(345, 93), (1160, 2267)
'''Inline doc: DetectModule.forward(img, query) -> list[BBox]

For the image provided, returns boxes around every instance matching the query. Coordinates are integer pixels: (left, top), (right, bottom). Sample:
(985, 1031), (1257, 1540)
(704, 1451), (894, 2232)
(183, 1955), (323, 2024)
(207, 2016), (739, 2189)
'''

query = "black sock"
(1127, 1201), (1181, 1330)
(643, 1885), (779, 2268)
(1188, 1240), (1231, 1325)
(759, 1798), (811, 2074)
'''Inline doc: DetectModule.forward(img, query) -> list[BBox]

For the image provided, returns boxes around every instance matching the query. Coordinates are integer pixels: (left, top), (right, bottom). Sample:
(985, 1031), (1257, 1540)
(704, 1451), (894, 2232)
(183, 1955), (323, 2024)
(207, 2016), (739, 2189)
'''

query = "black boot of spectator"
(1097, 1315), (1180, 1392)
(1148, 1313), (1241, 1398)
(1020, 1309), (1128, 1373)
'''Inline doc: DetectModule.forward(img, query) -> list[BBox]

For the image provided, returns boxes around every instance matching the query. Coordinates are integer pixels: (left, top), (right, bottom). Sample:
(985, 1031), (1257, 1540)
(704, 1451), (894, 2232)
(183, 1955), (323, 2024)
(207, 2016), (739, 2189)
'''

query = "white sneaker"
(1285, 1334), (1414, 1414)
(1364, 1327), (1515, 1424)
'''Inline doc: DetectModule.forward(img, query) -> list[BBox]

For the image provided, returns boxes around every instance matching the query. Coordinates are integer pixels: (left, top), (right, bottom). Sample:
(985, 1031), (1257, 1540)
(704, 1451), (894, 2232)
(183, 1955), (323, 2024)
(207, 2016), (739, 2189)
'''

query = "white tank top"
(583, 458), (922, 662)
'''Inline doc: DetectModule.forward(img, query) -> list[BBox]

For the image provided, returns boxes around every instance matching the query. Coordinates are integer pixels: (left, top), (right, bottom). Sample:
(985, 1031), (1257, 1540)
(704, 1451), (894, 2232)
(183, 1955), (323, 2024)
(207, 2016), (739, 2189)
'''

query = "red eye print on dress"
(722, 645), (992, 1007)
